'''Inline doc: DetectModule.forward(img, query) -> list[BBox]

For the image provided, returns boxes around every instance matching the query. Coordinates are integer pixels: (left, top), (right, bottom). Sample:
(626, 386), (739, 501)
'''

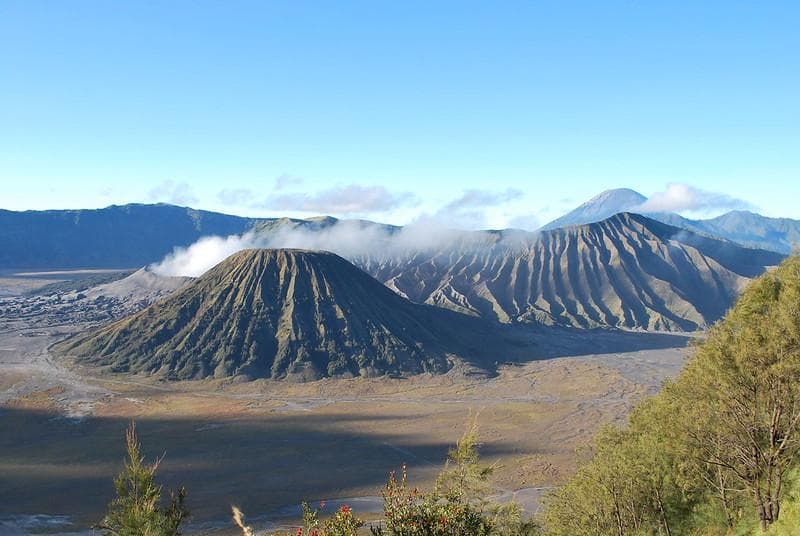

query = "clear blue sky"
(1, 1), (798, 228)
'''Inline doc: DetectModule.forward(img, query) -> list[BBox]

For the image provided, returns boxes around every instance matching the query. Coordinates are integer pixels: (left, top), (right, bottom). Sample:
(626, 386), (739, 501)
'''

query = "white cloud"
(274, 174), (304, 191)
(636, 183), (754, 214)
(216, 175), (305, 207)
(260, 184), (418, 215)
(217, 188), (256, 206)
(433, 188), (524, 229)
(150, 224), (448, 277)
(506, 214), (540, 231)
(443, 188), (522, 211)
(148, 180), (198, 206)
(151, 233), (257, 277)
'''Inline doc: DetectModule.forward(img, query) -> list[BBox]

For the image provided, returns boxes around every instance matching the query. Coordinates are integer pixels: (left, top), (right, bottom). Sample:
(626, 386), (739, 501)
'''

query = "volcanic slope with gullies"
(53, 248), (515, 380)
(351, 213), (784, 331)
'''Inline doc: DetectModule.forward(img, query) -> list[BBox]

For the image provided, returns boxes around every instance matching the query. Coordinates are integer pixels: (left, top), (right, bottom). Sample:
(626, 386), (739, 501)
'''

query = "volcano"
(53, 249), (506, 380)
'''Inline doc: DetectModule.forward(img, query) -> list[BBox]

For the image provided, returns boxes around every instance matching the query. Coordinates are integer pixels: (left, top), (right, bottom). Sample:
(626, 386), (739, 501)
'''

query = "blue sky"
(1, 1), (798, 228)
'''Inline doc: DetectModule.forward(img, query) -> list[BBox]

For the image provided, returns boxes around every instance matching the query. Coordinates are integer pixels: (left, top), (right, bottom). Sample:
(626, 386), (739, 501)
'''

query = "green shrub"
(323, 504), (365, 536)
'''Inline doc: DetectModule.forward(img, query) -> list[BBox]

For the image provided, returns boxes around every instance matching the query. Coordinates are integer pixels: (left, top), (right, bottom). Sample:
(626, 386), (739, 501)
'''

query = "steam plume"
(149, 219), (534, 277)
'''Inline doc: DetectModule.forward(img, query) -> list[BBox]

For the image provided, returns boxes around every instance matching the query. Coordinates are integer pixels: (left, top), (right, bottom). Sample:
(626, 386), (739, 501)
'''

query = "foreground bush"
(373, 418), (538, 536)
(269, 501), (365, 536)
(371, 463), (493, 536)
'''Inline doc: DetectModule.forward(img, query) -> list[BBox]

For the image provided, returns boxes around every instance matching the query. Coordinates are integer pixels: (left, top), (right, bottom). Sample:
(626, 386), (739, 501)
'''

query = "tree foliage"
(372, 463), (494, 536)
(541, 256), (800, 534)
(435, 416), (497, 503)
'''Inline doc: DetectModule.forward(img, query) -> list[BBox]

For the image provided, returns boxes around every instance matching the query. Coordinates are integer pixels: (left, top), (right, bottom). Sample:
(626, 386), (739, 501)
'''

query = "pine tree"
(435, 415), (496, 503)
(96, 423), (189, 536)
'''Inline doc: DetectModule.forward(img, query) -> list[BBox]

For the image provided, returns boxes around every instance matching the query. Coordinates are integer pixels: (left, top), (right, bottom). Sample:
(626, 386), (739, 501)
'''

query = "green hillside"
(540, 256), (800, 535)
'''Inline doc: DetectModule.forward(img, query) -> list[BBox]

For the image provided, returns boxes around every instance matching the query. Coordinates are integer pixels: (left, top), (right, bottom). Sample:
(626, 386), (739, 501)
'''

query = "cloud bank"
(261, 184), (418, 214)
(150, 184), (539, 277)
(217, 188), (255, 206)
(216, 182), (418, 217)
(273, 173), (304, 191)
(212, 176), (532, 229)
(443, 188), (522, 211)
(637, 183), (753, 214)
(434, 188), (524, 229)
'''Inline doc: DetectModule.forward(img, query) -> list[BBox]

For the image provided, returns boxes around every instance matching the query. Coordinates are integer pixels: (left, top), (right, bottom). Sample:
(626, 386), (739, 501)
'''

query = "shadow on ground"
(0, 406), (523, 529)
(454, 323), (693, 373)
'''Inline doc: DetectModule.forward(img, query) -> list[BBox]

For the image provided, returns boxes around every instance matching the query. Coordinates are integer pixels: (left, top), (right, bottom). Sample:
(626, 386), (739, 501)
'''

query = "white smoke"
(151, 233), (263, 277)
(149, 218), (525, 277)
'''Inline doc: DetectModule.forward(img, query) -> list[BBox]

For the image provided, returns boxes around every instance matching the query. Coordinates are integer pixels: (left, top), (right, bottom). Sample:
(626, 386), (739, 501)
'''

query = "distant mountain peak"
(541, 188), (647, 230)
(586, 188), (647, 204)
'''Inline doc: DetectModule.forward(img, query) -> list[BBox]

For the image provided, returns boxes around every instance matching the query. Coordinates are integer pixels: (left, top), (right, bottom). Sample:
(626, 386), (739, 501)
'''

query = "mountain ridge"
(650, 210), (800, 254)
(0, 204), (259, 269)
(221, 212), (783, 331)
(540, 189), (800, 253)
(344, 213), (784, 331)
(1, 200), (797, 270)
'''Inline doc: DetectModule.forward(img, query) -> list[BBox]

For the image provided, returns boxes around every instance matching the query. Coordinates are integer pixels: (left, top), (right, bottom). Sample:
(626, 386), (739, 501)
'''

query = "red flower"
(340, 504), (350, 514)
(296, 528), (302, 536)
(319, 500), (326, 509)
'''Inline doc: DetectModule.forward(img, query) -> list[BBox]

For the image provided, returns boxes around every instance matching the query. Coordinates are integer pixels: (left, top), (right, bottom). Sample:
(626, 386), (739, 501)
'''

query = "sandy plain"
(0, 270), (692, 535)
